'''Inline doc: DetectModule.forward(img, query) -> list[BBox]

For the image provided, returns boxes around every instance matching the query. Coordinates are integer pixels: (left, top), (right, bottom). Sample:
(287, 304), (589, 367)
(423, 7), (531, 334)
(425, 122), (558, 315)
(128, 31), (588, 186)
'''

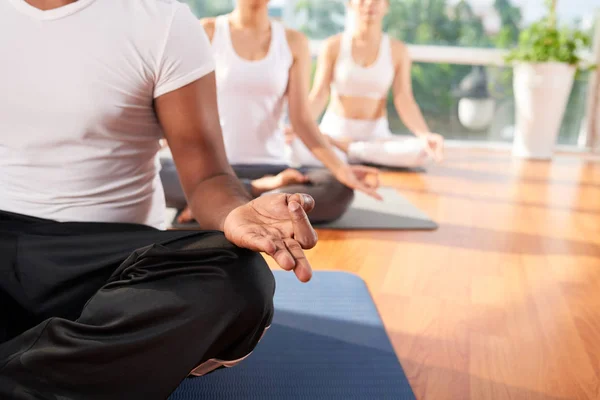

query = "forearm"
(395, 97), (431, 136)
(308, 91), (329, 121)
(187, 173), (252, 231)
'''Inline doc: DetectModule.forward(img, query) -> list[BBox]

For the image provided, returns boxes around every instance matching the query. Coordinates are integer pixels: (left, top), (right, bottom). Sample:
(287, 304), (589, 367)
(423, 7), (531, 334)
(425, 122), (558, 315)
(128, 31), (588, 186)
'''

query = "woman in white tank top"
(288, 0), (445, 169)
(161, 0), (382, 225)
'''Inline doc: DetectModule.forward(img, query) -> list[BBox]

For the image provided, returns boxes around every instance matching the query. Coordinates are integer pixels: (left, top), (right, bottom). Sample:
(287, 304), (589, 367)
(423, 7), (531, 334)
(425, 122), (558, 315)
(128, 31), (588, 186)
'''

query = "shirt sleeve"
(153, 4), (215, 99)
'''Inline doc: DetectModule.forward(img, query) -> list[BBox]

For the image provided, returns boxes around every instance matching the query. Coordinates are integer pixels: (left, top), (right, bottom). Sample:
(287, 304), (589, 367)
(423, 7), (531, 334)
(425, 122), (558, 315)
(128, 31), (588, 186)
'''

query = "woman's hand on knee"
(223, 193), (318, 283)
(421, 133), (444, 162)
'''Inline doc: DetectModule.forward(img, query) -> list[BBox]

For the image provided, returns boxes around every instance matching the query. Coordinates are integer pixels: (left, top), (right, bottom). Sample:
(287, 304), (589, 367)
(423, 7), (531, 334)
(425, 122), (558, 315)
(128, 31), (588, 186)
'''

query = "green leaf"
(504, 3), (595, 70)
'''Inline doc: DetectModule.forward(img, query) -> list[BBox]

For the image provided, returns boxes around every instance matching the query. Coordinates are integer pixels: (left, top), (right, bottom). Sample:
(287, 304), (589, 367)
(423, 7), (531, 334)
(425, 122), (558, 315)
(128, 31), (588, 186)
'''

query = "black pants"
(159, 159), (354, 224)
(0, 210), (275, 400)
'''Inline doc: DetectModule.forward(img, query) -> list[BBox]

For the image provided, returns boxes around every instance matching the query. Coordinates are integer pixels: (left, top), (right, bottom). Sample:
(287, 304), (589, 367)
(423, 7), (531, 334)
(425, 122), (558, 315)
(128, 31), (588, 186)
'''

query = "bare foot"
(251, 168), (309, 196)
(177, 206), (195, 224)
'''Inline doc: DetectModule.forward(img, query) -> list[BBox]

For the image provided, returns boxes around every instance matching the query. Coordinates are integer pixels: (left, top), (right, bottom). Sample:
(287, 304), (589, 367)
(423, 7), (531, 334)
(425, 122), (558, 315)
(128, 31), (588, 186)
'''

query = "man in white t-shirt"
(0, 1), (318, 399)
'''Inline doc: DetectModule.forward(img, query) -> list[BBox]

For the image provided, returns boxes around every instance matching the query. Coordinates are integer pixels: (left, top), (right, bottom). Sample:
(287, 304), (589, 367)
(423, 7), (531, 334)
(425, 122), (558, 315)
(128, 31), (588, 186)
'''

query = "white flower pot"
(512, 62), (576, 160)
(458, 98), (496, 131)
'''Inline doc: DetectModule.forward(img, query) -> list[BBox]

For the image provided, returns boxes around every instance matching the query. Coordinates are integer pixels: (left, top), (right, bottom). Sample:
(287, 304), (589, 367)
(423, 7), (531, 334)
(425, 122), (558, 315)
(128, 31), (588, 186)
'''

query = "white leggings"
(287, 111), (433, 169)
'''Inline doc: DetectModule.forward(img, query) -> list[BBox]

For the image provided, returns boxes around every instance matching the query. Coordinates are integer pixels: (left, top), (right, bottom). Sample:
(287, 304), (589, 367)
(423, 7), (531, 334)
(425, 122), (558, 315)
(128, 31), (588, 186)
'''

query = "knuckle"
(286, 240), (302, 250)
(292, 209), (306, 220)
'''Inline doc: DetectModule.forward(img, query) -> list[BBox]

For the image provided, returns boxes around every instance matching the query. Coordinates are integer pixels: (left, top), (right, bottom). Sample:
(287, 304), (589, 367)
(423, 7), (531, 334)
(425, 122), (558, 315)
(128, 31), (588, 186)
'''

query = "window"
(388, 63), (591, 145)
(183, 0), (233, 18)
(289, 0), (598, 47)
(292, 0), (346, 39)
(182, 0), (294, 21)
(183, 0), (598, 146)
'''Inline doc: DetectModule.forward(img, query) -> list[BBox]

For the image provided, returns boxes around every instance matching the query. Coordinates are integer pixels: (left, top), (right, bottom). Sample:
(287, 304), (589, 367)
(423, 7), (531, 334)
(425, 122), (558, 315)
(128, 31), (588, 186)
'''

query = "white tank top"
(332, 33), (395, 100)
(212, 15), (293, 165)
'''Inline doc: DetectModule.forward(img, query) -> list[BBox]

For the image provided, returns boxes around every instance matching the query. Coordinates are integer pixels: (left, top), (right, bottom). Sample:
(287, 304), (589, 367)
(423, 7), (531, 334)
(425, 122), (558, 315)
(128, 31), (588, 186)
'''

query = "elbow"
(402, 93), (419, 107)
(394, 95), (417, 115)
(288, 105), (314, 132)
(289, 115), (313, 138)
(393, 93), (408, 106)
(289, 117), (324, 148)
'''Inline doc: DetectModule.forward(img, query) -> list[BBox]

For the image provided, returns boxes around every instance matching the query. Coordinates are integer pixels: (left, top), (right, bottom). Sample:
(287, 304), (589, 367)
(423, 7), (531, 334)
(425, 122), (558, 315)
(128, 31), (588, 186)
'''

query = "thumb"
(422, 141), (436, 160)
(288, 200), (318, 249)
(288, 193), (315, 214)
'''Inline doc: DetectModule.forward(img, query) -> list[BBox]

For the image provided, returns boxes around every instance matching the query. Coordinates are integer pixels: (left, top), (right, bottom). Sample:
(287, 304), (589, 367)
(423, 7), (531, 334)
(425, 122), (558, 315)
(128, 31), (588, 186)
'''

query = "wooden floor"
(265, 148), (600, 400)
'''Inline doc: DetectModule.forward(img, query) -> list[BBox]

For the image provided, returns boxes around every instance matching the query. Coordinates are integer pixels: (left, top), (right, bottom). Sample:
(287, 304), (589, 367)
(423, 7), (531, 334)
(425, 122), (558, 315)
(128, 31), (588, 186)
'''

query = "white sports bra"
(211, 15), (293, 165)
(332, 33), (395, 100)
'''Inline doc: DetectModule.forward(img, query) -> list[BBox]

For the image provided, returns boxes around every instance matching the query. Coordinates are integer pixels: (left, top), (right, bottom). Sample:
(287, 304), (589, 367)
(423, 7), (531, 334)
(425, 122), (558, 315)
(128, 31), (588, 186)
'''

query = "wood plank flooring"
(264, 148), (600, 400)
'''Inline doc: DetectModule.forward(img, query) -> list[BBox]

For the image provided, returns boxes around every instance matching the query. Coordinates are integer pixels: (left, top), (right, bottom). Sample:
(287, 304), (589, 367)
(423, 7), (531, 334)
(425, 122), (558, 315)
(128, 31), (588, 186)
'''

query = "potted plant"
(505, 0), (594, 159)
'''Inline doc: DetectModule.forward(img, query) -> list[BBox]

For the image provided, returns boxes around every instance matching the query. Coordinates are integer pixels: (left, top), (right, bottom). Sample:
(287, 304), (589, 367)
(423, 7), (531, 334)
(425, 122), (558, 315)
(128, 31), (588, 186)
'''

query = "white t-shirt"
(0, 0), (215, 229)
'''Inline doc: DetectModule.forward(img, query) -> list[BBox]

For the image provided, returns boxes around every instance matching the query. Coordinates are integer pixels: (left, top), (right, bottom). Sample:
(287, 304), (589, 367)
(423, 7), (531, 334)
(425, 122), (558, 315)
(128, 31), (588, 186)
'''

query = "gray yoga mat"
(169, 271), (416, 400)
(170, 187), (436, 231)
(314, 186), (437, 230)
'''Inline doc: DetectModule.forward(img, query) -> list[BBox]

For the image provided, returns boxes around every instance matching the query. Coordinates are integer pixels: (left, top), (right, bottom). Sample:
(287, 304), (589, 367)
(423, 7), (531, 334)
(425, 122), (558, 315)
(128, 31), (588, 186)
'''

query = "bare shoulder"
(322, 34), (343, 59)
(200, 17), (217, 41)
(284, 28), (310, 54)
(389, 37), (410, 63)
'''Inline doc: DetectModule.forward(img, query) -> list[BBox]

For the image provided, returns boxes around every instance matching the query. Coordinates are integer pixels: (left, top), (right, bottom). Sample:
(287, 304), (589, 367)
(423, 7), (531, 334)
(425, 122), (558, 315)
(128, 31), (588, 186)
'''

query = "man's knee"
(179, 234), (275, 329)
(187, 251), (275, 376)
(197, 243), (275, 368)
(226, 247), (276, 325)
(153, 233), (275, 328)
(161, 234), (275, 369)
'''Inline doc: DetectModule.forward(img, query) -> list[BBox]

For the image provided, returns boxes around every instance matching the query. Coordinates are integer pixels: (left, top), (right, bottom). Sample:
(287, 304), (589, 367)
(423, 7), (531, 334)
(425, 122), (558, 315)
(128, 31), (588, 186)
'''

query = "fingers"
(262, 196), (317, 282)
(346, 166), (383, 200)
(428, 138), (443, 163)
(287, 200), (318, 249)
(271, 239), (297, 272)
(268, 238), (313, 283)
(423, 140), (438, 162)
(339, 177), (382, 201)
(241, 233), (278, 255)
(365, 173), (380, 190)
(285, 239), (312, 282)
(357, 184), (384, 201)
(288, 193), (315, 214)
(342, 177), (382, 200)
(351, 165), (381, 189)
(423, 135), (444, 163)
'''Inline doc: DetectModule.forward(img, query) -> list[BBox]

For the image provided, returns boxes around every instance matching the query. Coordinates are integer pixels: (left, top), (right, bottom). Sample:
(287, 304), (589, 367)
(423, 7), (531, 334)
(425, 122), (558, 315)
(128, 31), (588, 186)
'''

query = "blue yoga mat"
(169, 271), (415, 400)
